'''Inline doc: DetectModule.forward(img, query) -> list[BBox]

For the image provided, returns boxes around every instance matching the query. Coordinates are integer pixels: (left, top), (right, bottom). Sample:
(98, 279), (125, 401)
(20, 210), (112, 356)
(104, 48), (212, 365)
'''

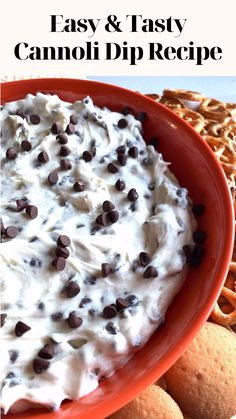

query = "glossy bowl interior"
(1, 79), (234, 419)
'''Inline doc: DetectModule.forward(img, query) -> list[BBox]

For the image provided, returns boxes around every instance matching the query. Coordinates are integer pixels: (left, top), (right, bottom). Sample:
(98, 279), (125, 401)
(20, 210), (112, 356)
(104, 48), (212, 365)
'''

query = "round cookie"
(165, 322), (236, 419)
(108, 385), (183, 419)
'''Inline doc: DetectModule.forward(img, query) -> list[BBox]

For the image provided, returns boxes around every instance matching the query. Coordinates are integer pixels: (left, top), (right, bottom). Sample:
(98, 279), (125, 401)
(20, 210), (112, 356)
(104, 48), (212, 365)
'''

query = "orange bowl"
(1, 78), (234, 419)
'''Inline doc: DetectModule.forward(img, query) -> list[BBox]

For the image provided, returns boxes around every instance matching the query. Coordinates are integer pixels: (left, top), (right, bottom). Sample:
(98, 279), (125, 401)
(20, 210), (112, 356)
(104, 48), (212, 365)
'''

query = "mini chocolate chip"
(60, 158), (72, 171)
(5, 226), (18, 239)
(148, 182), (155, 191)
(59, 146), (71, 157)
(96, 213), (108, 226)
(70, 114), (78, 125)
(103, 305), (117, 319)
(1, 313), (7, 327)
(16, 199), (27, 211)
(51, 312), (63, 321)
(79, 297), (92, 308)
(67, 312), (83, 329)
(128, 146), (138, 158)
(102, 200), (115, 212)
(56, 133), (68, 144)
(57, 235), (71, 248)
(139, 252), (151, 267)
(38, 151), (49, 163)
(6, 148), (17, 160)
(65, 281), (80, 298)
(65, 123), (75, 135)
(105, 321), (117, 334)
(15, 321), (31, 337)
(126, 295), (139, 306)
(6, 372), (15, 379)
(101, 263), (113, 277)
(25, 205), (38, 219)
(9, 350), (19, 363)
(192, 204), (205, 216)
(136, 112), (146, 122)
(116, 145), (126, 154)
(21, 140), (32, 152)
(16, 109), (27, 120)
(116, 298), (130, 311)
(82, 150), (93, 162)
(127, 188), (139, 201)
(56, 246), (70, 258)
(52, 257), (66, 271)
(115, 178), (126, 191)
(107, 210), (119, 224)
(143, 266), (158, 278)
(48, 171), (58, 185)
(91, 146), (96, 157)
(193, 230), (207, 244)
(33, 358), (50, 374)
(30, 114), (40, 125)
(51, 122), (62, 135)
(107, 162), (119, 174)
(38, 343), (55, 359)
(117, 118), (127, 129)
(73, 180), (85, 192)
(149, 137), (159, 147)
(85, 275), (97, 285)
(117, 154), (127, 166)
(121, 106), (133, 115)
(37, 302), (45, 311)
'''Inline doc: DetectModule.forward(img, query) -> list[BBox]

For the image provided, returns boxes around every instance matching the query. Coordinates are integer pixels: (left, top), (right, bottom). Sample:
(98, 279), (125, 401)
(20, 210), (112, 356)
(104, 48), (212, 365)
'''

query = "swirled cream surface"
(0, 93), (196, 414)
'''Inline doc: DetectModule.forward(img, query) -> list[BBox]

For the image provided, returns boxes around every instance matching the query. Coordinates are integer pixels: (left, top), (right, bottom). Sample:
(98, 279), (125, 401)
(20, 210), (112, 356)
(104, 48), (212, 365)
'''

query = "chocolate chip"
(67, 312), (83, 329)
(56, 133), (68, 144)
(65, 281), (80, 298)
(21, 140), (32, 152)
(105, 321), (117, 334)
(51, 312), (63, 321)
(6, 148), (17, 160)
(117, 154), (127, 166)
(96, 213), (108, 226)
(16, 199), (27, 211)
(193, 230), (207, 244)
(38, 343), (55, 360)
(115, 178), (126, 191)
(15, 321), (31, 337)
(128, 146), (138, 158)
(102, 200), (115, 212)
(116, 298), (130, 311)
(51, 122), (62, 135)
(5, 226), (18, 239)
(192, 204), (205, 216)
(116, 145), (126, 154)
(59, 146), (71, 157)
(107, 162), (119, 173)
(30, 114), (40, 125)
(136, 112), (146, 122)
(48, 171), (58, 185)
(73, 180), (85, 192)
(183, 244), (204, 268)
(25, 205), (38, 219)
(16, 109), (27, 120)
(56, 246), (70, 258)
(82, 150), (93, 162)
(101, 263), (113, 277)
(107, 210), (119, 224)
(38, 151), (49, 163)
(52, 257), (66, 271)
(143, 266), (158, 278)
(103, 305), (117, 319)
(139, 252), (151, 267)
(1, 313), (7, 327)
(60, 158), (72, 171)
(117, 118), (127, 129)
(57, 235), (71, 248)
(70, 114), (78, 125)
(33, 358), (50, 374)
(65, 123), (75, 135)
(121, 106), (133, 115)
(127, 188), (139, 201)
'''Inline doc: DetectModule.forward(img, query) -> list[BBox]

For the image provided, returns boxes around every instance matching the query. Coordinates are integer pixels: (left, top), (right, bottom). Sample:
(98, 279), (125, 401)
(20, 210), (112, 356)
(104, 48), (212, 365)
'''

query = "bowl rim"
(1, 78), (235, 419)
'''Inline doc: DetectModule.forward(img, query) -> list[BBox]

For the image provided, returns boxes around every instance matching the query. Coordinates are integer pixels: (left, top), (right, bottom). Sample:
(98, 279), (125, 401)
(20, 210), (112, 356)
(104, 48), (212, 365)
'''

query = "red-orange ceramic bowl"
(1, 79), (234, 419)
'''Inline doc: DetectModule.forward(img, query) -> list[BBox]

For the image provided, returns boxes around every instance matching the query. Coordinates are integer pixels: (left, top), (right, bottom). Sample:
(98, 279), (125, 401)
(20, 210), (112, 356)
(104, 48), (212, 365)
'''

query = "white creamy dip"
(0, 93), (196, 414)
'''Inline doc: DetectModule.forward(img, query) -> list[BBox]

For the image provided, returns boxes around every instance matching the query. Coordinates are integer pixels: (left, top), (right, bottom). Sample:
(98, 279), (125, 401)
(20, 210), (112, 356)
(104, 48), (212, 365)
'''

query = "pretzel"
(159, 97), (187, 110)
(162, 88), (205, 102)
(210, 287), (236, 327)
(174, 108), (205, 133)
(198, 98), (230, 122)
